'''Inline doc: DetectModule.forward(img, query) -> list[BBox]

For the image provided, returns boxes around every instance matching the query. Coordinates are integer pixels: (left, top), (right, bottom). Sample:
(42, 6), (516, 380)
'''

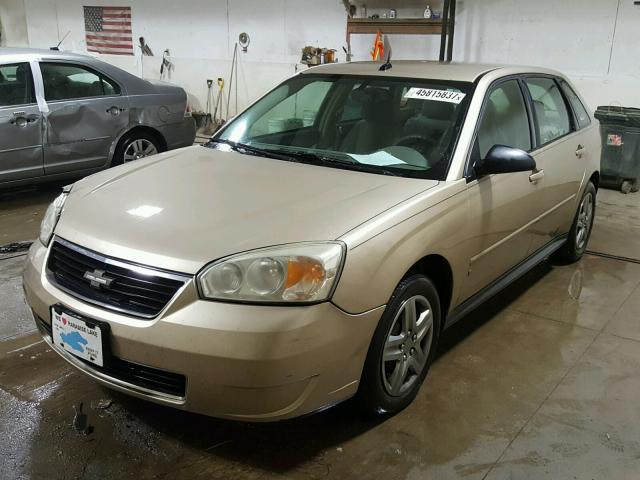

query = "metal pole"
(446, 0), (456, 62)
(235, 48), (238, 116)
(226, 43), (237, 120)
(439, 0), (450, 62)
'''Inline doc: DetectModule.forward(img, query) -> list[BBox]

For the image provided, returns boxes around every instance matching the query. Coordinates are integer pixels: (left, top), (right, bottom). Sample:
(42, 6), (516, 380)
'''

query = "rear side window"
(559, 79), (591, 129)
(476, 80), (531, 159)
(525, 78), (571, 145)
(40, 62), (121, 101)
(0, 62), (35, 107)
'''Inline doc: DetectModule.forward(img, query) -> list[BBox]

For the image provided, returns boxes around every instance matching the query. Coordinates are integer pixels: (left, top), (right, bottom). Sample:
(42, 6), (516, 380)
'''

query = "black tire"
(357, 274), (441, 415)
(112, 131), (163, 167)
(552, 181), (596, 263)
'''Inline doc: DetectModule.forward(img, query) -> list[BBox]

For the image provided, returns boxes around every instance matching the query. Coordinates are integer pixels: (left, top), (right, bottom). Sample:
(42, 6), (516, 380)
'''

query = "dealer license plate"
(51, 308), (104, 367)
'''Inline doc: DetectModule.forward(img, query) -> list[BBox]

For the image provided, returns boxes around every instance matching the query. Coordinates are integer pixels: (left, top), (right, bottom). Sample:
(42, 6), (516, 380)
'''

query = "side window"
(476, 80), (531, 159)
(249, 80), (332, 136)
(525, 78), (571, 145)
(101, 75), (120, 96)
(40, 62), (121, 101)
(559, 79), (591, 129)
(0, 63), (35, 107)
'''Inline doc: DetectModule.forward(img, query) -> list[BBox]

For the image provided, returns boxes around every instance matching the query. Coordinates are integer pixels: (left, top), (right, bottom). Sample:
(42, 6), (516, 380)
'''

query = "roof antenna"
(50, 31), (70, 51)
(379, 35), (392, 71)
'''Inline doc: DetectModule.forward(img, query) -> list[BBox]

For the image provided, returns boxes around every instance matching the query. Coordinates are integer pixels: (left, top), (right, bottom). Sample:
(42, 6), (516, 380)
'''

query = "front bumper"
(23, 241), (383, 421)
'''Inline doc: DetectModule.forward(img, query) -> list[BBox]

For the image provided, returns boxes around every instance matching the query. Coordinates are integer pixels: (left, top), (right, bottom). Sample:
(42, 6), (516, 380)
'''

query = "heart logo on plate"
(62, 318), (67, 325)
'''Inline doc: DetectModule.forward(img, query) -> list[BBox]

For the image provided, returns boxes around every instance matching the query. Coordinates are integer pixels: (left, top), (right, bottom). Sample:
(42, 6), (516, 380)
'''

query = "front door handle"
(529, 169), (545, 183)
(10, 114), (39, 127)
(575, 145), (586, 158)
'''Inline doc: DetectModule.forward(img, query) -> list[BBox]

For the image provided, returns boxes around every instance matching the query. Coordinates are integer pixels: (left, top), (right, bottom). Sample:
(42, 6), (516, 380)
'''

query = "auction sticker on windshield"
(52, 309), (104, 366)
(404, 88), (466, 104)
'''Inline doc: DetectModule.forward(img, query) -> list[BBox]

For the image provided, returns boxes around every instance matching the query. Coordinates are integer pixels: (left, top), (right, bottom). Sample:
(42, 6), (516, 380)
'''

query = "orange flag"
(371, 31), (384, 61)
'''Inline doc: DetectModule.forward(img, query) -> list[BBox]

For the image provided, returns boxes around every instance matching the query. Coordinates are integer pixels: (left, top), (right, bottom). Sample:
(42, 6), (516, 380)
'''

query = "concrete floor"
(1, 185), (640, 480)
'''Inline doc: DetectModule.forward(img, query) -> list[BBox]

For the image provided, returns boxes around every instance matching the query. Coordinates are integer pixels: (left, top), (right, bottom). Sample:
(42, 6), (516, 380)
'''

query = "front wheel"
(357, 275), (441, 415)
(112, 132), (162, 166)
(553, 181), (596, 263)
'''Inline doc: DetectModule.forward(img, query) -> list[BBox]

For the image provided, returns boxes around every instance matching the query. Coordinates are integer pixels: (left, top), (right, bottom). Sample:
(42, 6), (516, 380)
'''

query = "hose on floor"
(0, 241), (33, 254)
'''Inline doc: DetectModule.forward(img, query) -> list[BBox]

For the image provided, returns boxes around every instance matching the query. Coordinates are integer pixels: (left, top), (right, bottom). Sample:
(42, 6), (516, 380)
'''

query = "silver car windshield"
(211, 74), (473, 179)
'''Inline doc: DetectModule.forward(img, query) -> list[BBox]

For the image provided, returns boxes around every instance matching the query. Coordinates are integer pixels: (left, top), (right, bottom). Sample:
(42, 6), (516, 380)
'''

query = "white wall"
(0, 0), (29, 47)
(452, 0), (640, 110)
(9, 0), (640, 113)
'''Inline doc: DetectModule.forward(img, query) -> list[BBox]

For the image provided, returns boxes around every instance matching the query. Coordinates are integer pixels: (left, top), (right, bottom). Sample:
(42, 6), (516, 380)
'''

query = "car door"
(39, 61), (129, 175)
(522, 76), (584, 252)
(0, 61), (43, 183)
(462, 78), (541, 299)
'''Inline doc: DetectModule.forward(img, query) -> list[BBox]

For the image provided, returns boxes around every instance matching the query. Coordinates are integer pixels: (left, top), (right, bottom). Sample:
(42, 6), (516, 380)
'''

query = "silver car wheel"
(382, 294), (434, 397)
(123, 139), (158, 163)
(576, 192), (594, 250)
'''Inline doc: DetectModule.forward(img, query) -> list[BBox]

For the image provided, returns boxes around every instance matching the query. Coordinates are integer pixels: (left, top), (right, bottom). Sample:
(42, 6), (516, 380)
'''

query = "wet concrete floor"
(1, 184), (640, 479)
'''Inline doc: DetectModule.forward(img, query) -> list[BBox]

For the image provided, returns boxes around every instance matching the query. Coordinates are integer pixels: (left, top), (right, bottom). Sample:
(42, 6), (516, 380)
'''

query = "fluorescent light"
(127, 205), (163, 218)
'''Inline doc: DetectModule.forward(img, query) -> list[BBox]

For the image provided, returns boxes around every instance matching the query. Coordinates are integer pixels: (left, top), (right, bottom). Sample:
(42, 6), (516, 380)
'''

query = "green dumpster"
(594, 106), (640, 193)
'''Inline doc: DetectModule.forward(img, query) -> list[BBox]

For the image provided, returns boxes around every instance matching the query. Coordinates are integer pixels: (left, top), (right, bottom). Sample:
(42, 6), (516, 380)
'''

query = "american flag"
(84, 6), (133, 55)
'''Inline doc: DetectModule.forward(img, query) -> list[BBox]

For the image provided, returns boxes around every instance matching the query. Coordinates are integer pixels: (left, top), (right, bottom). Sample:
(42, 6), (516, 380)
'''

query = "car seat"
(6, 64), (30, 105)
(403, 100), (455, 144)
(340, 88), (395, 154)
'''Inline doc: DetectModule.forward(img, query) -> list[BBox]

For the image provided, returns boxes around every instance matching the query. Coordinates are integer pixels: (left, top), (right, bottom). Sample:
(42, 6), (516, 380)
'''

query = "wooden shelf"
(344, 2), (456, 62)
(347, 18), (443, 35)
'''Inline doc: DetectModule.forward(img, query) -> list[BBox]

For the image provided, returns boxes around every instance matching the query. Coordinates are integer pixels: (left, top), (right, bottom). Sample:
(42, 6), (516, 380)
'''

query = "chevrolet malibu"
(23, 61), (600, 421)
(0, 48), (195, 188)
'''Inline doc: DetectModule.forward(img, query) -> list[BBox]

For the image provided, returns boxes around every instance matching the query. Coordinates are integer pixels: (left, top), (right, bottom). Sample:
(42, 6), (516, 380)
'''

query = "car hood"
(56, 146), (438, 274)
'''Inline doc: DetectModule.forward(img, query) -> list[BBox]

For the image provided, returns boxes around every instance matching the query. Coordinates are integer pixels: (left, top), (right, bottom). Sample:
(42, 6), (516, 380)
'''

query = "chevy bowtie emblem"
(83, 269), (115, 289)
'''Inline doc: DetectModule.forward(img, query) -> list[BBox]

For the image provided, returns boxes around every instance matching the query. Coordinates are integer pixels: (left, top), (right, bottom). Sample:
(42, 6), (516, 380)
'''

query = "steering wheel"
(394, 134), (437, 153)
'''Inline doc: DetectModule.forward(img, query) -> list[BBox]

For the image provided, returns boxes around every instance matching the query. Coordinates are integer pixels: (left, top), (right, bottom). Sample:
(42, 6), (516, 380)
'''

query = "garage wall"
(0, 0), (29, 47)
(453, 0), (640, 110)
(12, 0), (640, 114)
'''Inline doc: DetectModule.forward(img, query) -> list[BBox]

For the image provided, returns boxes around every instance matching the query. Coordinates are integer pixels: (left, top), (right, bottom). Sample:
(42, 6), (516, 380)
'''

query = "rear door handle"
(575, 145), (586, 157)
(106, 106), (126, 116)
(529, 169), (545, 183)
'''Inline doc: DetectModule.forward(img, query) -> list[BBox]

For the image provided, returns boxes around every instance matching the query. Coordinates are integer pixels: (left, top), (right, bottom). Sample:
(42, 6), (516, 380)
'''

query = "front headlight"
(39, 187), (71, 246)
(197, 242), (345, 304)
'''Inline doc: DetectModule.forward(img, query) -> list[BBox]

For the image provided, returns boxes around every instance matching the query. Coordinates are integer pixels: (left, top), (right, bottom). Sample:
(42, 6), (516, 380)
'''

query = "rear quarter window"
(559, 79), (591, 129)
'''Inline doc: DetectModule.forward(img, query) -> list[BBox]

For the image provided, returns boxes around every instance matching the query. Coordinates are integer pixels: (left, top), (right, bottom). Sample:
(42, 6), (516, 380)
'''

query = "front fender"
(334, 181), (469, 315)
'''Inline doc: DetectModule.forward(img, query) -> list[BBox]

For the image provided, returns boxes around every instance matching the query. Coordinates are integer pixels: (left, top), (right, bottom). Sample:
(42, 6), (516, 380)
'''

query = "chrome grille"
(47, 237), (190, 318)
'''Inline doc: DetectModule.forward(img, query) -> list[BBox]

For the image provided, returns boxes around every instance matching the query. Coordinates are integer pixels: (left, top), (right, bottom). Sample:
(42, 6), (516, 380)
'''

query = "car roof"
(301, 61), (558, 83)
(0, 47), (95, 62)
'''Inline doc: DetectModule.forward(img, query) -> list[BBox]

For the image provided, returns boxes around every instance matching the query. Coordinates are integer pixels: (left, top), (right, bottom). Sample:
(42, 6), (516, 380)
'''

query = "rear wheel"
(553, 181), (596, 263)
(112, 131), (162, 166)
(358, 275), (441, 415)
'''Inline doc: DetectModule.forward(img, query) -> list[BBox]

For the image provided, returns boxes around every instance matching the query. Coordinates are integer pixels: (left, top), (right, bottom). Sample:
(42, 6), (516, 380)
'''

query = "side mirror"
(474, 145), (536, 176)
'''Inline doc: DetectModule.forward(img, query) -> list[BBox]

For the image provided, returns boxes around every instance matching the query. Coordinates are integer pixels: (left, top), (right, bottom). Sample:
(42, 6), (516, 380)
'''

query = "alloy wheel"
(576, 192), (594, 250)
(123, 139), (158, 163)
(381, 295), (434, 397)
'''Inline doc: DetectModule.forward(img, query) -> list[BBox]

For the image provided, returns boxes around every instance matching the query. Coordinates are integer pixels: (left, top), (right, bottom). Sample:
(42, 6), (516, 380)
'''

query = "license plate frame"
(50, 305), (111, 367)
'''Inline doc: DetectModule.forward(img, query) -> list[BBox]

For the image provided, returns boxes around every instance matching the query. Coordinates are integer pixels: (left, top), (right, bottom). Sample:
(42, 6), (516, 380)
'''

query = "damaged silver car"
(0, 47), (195, 188)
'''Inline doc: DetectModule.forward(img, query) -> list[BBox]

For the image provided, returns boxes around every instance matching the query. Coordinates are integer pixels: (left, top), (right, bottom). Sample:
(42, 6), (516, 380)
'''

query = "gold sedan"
(23, 61), (600, 420)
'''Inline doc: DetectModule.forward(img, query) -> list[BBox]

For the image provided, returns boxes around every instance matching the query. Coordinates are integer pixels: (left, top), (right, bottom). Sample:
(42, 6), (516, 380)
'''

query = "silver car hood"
(56, 146), (438, 274)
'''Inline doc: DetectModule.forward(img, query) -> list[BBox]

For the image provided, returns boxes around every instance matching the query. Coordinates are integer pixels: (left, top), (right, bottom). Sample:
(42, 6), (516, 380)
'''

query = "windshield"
(210, 74), (473, 179)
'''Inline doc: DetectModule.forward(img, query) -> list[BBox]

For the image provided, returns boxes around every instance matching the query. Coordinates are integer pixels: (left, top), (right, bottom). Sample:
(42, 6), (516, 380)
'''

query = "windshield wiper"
(282, 150), (402, 176)
(207, 139), (300, 162)
(208, 141), (401, 176)
(277, 150), (358, 166)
